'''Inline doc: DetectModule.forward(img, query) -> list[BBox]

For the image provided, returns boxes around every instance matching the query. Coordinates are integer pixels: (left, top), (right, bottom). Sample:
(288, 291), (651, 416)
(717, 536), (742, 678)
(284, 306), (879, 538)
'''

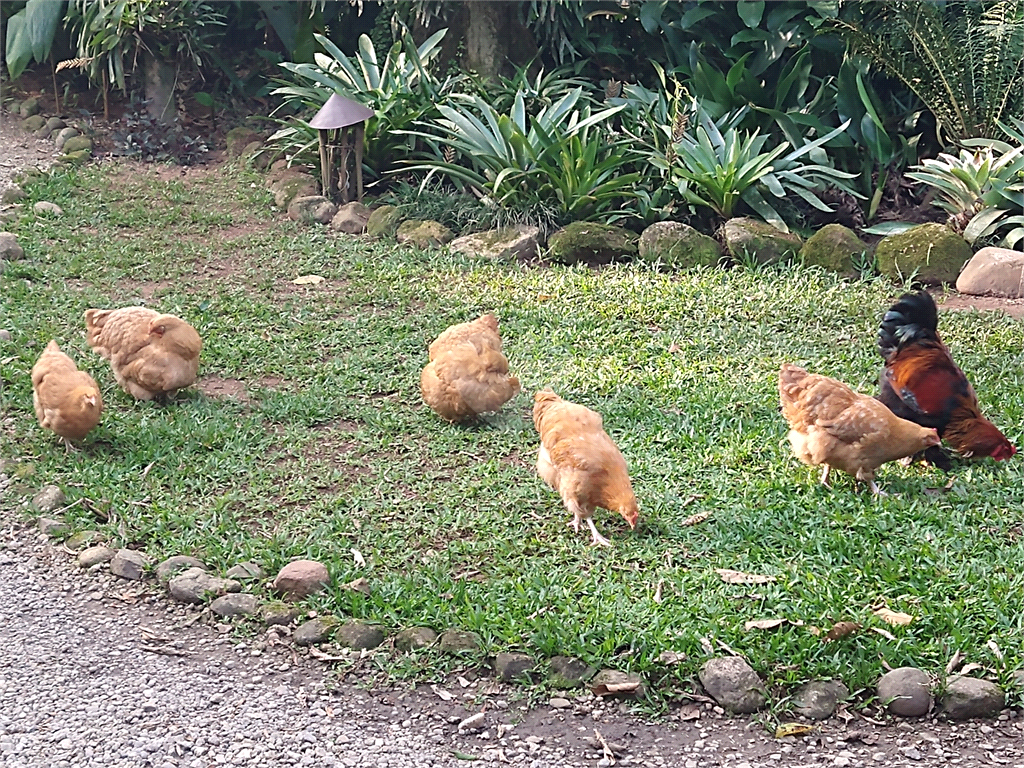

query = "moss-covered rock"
(548, 221), (638, 265)
(287, 195), (337, 225)
(22, 115), (46, 132)
(723, 217), (802, 265)
(19, 97), (40, 118)
(876, 223), (973, 285)
(366, 205), (402, 239)
(272, 174), (318, 208)
(226, 126), (262, 157)
(799, 223), (867, 275)
(638, 221), (722, 269)
(61, 135), (93, 155)
(57, 149), (91, 167)
(449, 225), (542, 261)
(396, 219), (454, 248)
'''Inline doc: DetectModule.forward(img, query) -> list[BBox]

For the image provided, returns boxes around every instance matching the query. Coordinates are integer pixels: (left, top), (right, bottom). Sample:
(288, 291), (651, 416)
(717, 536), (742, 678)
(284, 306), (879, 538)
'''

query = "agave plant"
(906, 144), (1024, 247)
(649, 101), (859, 232)
(265, 28), (451, 179)
(401, 88), (639, 226)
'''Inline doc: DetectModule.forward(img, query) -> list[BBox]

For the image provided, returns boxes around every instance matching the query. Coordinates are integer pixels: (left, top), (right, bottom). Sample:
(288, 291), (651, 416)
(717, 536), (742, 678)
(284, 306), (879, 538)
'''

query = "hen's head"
(974, 424), (1017, 461)
(149, 315), (202, 357)
(619, 500), (639, 530)
(70, 385), (102, 416)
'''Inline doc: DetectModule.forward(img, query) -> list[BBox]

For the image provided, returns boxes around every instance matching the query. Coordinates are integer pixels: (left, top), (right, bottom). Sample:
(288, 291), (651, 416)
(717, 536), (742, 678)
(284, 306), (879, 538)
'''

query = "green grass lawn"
(3, 162), (1024, 708)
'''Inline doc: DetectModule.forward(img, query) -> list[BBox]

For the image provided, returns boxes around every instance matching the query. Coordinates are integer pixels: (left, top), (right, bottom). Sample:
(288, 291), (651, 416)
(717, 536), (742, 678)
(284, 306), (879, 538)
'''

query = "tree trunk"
(431, 2), (538, 82)
(143, 52), (177, 125)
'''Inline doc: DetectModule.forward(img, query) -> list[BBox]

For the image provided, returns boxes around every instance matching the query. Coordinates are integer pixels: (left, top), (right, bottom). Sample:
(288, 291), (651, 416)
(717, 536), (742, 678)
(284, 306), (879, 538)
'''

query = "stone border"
(26, 483), (1024, 725)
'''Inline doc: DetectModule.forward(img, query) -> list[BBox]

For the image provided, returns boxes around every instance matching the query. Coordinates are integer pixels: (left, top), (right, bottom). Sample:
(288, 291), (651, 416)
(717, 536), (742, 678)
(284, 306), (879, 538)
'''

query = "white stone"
(956, 246), (1024, 298)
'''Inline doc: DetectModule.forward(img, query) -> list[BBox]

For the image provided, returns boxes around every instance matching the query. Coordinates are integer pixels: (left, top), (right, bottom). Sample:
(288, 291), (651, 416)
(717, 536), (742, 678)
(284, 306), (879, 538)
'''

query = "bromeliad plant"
(266, 29), (451, 180)
(905, 142), (1024, 248)
(401, 88), (639, 228)
(649, 100), (860, 232)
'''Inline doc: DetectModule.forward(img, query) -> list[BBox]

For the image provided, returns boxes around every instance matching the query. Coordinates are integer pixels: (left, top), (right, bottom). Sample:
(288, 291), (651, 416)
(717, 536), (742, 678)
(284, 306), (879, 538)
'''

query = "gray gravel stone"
(791, 680), (849, 720)
(110, 549), (147, 580)
(210, 593), (258, 617)
(64, 531), (103, 551)
(156, 555), (206, 582)
(33, 201), (64, 216)
(37, 517), (69, 538)
(0, 329), (11, 342)
(334, 621), (385, 650)
(293, 618), (335, 646)
(225, 561), (264, 580)
(0, 232), (24, 260)
(168, 567), (240, 603)
(548, 655), (596, 688)
(495, 652), (536, 682)
(699, 656), (767, 714)
(395, 626), (437, 652)
(1, 185), (27, 204)
(878, 667), (933, 717)
(940, 676), (1005, 720)
(438, 629), (481, 653)
(33, 485), (66, 512)
(261, 600), (301, 626)
(77, 545), (115, 568)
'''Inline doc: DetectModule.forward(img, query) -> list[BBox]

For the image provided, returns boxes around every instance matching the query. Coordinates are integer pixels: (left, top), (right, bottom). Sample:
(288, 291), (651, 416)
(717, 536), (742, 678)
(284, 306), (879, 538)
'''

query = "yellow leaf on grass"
(744, 618), (786, 631)
(292, 274), (324, 285)
(682, 510), (711, 527)
(873, 607), (913, 626)
(715, 568), (776, 585)
(775, 723), (815, 738)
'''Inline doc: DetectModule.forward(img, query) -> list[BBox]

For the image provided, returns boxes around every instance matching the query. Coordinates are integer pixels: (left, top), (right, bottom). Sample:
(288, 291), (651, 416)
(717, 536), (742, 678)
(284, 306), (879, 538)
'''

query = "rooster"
(877, 291), (1016, 470)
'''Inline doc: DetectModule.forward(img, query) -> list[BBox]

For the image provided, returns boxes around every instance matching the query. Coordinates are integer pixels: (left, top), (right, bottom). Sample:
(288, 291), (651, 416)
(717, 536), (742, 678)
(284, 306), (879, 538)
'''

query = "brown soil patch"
(935, 290), (1024, 319)
(133, 280), (171, 301)
(197, 376), (250, 403)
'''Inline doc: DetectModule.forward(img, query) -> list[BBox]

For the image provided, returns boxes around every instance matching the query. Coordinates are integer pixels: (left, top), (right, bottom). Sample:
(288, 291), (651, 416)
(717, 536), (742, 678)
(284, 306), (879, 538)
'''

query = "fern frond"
(56, 56), (96, 73)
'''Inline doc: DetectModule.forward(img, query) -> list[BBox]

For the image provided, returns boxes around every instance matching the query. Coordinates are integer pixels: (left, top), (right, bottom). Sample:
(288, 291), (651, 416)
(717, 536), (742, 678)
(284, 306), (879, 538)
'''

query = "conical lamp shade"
(309, 93), (374, 129)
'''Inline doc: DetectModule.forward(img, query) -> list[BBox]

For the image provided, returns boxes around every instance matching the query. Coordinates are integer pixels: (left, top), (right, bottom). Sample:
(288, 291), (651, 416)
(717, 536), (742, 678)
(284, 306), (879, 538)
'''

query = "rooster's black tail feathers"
(877, 291), (939, 359)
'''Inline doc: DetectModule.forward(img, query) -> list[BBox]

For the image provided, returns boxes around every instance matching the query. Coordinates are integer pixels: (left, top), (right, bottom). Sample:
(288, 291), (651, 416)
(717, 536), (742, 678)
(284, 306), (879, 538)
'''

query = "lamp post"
(308, 93), (374, 203)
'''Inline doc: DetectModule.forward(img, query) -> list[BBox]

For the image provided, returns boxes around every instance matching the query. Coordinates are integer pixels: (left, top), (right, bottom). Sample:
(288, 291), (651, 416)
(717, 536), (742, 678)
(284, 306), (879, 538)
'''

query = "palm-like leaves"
(402, 89), (638, 224)
(907, 144), (1024, 246)
(651, 102), (859, 231)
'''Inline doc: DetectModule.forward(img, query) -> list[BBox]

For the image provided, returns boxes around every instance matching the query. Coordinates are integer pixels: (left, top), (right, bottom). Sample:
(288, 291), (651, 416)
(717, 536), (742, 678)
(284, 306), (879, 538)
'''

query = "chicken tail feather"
(878, 291), (939, 359)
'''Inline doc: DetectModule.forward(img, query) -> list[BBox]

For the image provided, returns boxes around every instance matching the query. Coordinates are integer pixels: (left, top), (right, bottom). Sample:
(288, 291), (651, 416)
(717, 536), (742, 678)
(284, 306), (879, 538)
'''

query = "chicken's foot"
(819, 464), (831, 486)
(867, 479), (888, 498)
(585, 517), (612, 548)
(61, 437), (80, 454)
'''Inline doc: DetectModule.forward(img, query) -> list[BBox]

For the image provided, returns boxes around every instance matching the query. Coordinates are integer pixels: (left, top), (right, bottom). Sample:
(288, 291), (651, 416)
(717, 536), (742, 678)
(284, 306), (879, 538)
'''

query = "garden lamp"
(309, 93), (374, 203)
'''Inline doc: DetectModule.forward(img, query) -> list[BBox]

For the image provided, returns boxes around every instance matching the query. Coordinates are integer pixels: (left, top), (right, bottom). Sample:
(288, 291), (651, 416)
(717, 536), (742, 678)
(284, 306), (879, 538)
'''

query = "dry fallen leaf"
(945, 649), (963, 675)
(291, 274), (324, 285)
(987, 639), (1004, 660)
(678, 704), (701, 722)
(681, 510), (711, 527)
(873, 607), (913, 626)
(537, 293), (553, 301)
(715, 568), (776, 585)
(822, 621), (862, 642)
(668, 343), (681, 354)
(430, 684), (454, 701)
(657, 650), (686, 665)
(653, 580), (664, 604)
(744, 618), (786, 631)
(351, 548), (366, 567)
(592, 681), (641, 697)
(871, 627), (897, 641)
(775, 723), (815, 739)
(343, 577), (371, 595)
